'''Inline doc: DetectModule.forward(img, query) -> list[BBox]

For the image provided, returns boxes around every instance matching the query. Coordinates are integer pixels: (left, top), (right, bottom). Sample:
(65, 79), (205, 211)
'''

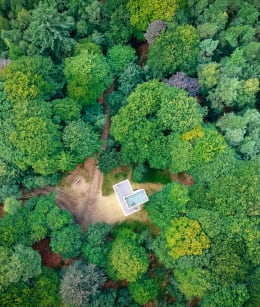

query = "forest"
(0, 0), (259, 306)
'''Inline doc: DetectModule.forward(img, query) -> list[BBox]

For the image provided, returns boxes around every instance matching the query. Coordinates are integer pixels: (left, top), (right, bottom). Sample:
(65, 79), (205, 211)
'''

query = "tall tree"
(64, 42), (112, 105)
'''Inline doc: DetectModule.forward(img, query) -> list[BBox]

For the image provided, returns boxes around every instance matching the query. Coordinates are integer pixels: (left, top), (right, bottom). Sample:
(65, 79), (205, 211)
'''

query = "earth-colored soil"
(33, 238), (74, 268)
(0, 205), (4, 218)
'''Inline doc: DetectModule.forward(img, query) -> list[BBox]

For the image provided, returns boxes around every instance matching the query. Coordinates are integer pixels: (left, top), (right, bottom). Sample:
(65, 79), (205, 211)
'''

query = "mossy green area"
(145, 169), (172, 184)
(102, 167), (131, 196)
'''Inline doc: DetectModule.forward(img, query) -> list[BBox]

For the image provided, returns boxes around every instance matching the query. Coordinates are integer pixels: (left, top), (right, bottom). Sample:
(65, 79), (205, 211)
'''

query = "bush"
(132, 163), (147, 183)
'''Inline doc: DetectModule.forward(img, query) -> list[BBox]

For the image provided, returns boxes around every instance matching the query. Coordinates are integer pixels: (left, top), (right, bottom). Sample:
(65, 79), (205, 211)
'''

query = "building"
(113, 179), (149, 216)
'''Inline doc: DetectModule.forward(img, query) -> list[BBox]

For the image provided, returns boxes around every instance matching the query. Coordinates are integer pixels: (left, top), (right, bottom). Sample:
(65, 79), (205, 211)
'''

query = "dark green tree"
(23, 1), (75, 60)
(62, 119), (101, 163)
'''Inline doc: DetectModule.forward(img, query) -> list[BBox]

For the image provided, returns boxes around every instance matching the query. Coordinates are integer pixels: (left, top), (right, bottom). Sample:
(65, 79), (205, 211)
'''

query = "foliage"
(3, 196), (21, 215)
(31, 268), (61, 307)
(129, 275), (160, 305)
(174, 259), (212, 299)
(98, 148), (122, 175)
(102, 3), (134, 47)
(107, 227), (149, 282)
(60, 260), (106, 307)
(82, 223), (111, 268)
(144, 20), (167, 44)
(145, 182), (189, 229)
(163, 217), (210, 260)
(62, 119), (101, 163)
(127, 0), (179, 34)
(82, 102), (106, 133)
(111, 80), (205, 170)
(107, 63), (144, 116)
(216, 109), (260, 160)
(23, 1), (75, 60)
(107, 44), (137, 76)
(163, 72), (199, 97)
(147, 25), (200, 77)
(132, 163), (148, 183)
(50, 224), (82, 259)
(1, 55), (63, 102)
(0, 244), (41, 291)
(89, 289), (117, 307)
(53, 97), (82, 124)
(64, 44), (112, 105)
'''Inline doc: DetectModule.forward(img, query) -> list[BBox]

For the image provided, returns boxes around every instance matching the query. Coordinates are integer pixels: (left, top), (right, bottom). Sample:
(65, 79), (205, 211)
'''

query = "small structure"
(113, 179), (149, 216)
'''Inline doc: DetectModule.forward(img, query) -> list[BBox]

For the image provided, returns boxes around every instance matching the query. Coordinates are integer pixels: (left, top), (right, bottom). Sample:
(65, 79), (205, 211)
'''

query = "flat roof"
(113, 179), (149, 216)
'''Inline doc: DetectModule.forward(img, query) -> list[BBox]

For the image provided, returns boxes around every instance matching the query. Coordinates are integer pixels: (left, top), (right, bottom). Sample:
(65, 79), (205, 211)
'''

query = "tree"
(62, 119), (101, 163)
(162, 217), (210, 260)
(53, 97), (82, 124)
(64, 43), (112, 105)
(127, 0), (179, 35)
(50, 224), (83, 259)
(216, 109), (260, 160)
(107, 227), (149, 282)
(174, 263), (211, 300)
(163, 72), (199, 97)
(111, 80), (206, 172)
(23, 1), (75, 60)
(31, 267), (61, 307)
(200, 283), (249, 307)
(82, 223), (112, 268)
(0, 244), (41, 291)
(1, 55), (63, 102)
(107, 44), (136, 76)
(10, 115), (62, 175)
(60, 260), (106, 307)
(145, 182), (189, 229)
(144, 20), (167, 44)
(129, 275), (160, 305)
(3, 197), (21, 215)
(101, 2), (134, 47)
(147, 24), (200, 77)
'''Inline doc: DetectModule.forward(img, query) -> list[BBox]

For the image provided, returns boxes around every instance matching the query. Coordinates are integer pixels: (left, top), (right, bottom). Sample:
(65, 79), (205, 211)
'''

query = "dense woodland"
(0, 0), (259, 306)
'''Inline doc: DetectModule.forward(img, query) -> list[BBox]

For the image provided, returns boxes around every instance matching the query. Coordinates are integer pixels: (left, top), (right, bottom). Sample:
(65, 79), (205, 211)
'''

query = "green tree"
(111, 80), (205, 169)
(23, 1), (75, 60)
(0, 244), (41, 291)
(107, 44), (136, 76)
(127, 0), (180, 34)
(107, 227), (149, 282)
(163, 217), (210, 260)
(216, 109), (260, 160)
(50, 224), (82, 259)
(145, 182), (189, 229)
(81, 223), (112, 268)
(147, 24), (200, 77)
(53, 97), (82, 124)
(31, 268), (61, 307)
(10, 115), (62, 175)
(129, 275), (160, 305)
(62, 119), (101, 163)
(60, 260), (106, 307)
(1, 55), (63, 102)
(64, 43), (112, 105)
(101, 2), (134, 47)
(3, 197), (21, 215)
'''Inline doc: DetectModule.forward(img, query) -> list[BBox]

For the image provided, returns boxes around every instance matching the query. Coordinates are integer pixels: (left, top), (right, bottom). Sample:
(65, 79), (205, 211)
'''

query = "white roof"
(113, 179), (149, 216)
